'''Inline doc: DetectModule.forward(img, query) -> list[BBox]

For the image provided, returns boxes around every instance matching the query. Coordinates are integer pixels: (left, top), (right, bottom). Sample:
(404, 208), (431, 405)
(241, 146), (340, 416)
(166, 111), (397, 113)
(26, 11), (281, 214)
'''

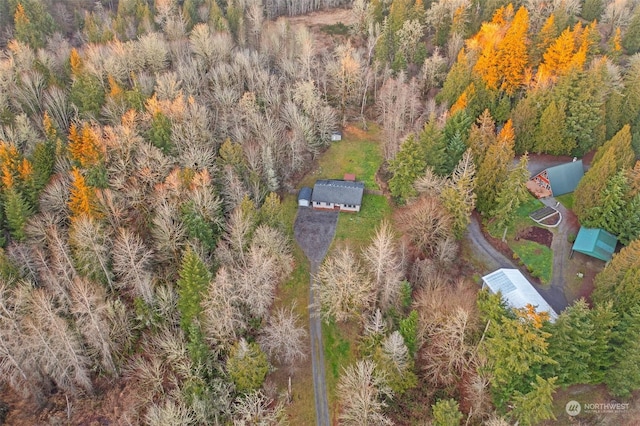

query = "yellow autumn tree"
(70, 48), (83, 76)
(68, 168), (100, 220)
(450, 90), (468, 115)
(496, 6), (529, 95)
(0, 143), (21, 190)
(68, 123), (104, 169)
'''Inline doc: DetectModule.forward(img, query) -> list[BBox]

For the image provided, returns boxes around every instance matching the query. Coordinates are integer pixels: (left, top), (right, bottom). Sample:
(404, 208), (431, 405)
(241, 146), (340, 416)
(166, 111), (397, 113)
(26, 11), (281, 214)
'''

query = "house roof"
(298, 187), (312, 201)
(482, 269), (558, 321)
(311, 180), (364, 206)
(572, 227), (617, 262)
(545, 160), (584, 196)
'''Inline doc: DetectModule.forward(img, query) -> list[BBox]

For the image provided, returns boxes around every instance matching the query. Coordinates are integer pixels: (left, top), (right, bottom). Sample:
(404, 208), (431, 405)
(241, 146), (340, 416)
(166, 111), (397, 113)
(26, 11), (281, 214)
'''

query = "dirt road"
(294, 208), (338, 426)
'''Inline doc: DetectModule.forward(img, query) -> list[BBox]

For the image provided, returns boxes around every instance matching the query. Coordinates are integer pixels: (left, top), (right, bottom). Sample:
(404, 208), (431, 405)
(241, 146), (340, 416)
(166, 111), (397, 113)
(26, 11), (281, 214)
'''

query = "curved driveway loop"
(467, 215), (568, 314)
(294, 207), (338, 426)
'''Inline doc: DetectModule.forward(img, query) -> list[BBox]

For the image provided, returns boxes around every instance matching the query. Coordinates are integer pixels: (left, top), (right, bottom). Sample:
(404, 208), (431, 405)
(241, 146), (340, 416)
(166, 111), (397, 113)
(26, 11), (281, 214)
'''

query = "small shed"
(298, 187), (312, 207)
(331, 131), (342, 141)
(482, 269), (558, 321)
(311, 179), (364, 212)
(572, 227), (617, 262)
(530, 160), (584, 197)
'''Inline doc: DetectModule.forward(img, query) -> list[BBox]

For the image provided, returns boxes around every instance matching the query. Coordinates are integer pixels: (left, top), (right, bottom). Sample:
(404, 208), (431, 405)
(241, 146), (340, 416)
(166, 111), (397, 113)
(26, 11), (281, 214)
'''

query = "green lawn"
(333, 194), (392, 249)
(488, 194), (552, 284)
(299, 124), (383, 190)
(556, 192), (575, 210)
(512, 239), (554, 284)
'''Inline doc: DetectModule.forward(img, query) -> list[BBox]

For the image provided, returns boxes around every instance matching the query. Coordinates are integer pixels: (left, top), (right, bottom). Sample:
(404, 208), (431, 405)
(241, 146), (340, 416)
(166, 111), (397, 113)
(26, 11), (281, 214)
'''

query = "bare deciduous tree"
(202, 266), (246, 348)
(23, 288), (93, 395)
(314, 246), (375, 323)
(258, 304), (307, 366)
(232, 390), (287, 425)
(337, 360), (392, 426)
(69, 277), (118, 374)
(112, 227), (155, 303)
(398, 195), (454, 258)
(69, 216), (114, 289)
(362, 220), (405, 312)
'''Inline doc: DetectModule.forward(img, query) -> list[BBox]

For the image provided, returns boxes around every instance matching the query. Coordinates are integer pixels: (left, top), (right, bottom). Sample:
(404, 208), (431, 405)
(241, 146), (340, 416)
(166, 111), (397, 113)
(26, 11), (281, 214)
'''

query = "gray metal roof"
(546, 160), (584, 196)
(311, 180), (364, 206)
(482, 269), (558, 321)
(298, 187), (312, 201)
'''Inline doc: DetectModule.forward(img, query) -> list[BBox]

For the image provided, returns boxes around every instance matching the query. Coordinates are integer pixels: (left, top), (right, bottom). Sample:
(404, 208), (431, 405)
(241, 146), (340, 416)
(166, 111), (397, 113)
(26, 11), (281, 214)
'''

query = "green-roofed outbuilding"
(572, 227), (617, 262)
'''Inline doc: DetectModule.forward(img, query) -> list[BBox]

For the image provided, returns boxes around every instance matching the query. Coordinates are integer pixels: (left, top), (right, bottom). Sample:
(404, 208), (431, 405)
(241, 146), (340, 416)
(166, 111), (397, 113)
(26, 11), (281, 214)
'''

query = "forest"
(0, 0), (639, 424)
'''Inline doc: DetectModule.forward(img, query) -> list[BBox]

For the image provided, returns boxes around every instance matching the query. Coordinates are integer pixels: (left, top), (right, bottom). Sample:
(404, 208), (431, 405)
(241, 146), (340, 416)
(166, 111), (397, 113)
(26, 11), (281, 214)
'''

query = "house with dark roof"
(311, 179), (365, 212)
(528, 160), (584, 198)
(572, 227), (617, 262)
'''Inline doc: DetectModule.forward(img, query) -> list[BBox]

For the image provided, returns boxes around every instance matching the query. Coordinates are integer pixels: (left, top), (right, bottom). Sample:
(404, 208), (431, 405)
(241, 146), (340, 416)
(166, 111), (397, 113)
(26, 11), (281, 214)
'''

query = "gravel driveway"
(294, 207), (338, 426)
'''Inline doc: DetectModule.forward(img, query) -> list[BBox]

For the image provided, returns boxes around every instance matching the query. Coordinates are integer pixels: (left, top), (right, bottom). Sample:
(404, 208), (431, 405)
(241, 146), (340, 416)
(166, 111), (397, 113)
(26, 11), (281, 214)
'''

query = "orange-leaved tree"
(68, 123), (104, 169)
(68, 168), (101, 221)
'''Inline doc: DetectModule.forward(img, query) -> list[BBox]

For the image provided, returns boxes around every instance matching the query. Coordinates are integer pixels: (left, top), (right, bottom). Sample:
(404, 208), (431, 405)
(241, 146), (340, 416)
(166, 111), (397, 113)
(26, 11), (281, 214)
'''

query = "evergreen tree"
(443, 111), (473, 173)
(584, 170), (627, 236)
(147, 111), (173, 155)
(475, 120), (515, 215)
(574, 125), (635, 220)
(546, 299), (596, 386)
(511, 95), (540, 154)
(509, 376), (557, 426)
(437, 49), (473, 107)
(388, 134), (427, 201)
(588, 302), (618, 383)
(535, 100), (572, 155)
(592, 239), (640, 313)
(431, 399), (463, 426)
(605, 307), (640, 397)
(31, 114), (58, 193)
(622, 7), (640, 54)
(582, 0), (604, 22)
(69, 51), (105, 118)
(467, 109), (497, 165)
(176, 248), (211, 332)
(479, 291), (555, 409)
(619, 193), (640, 245)
(12, 0), (56, 49)
(3, 187), (32, 241)
(561, 70), (606, 156)
(399, 310), (418, 357)
(490, 154), (529, 234)
(420, 121), (448, 176)
(226, 339), (269, 394)
(531, 15), (557, 65)
(441, 150), (476, 238)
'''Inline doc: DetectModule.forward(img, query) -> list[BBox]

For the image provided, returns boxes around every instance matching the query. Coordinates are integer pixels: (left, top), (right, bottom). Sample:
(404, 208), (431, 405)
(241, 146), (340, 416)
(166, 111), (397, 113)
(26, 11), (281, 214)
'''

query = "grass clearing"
(333, 194), (392, 249)
(512, 240), (554, 284)
(556, 192), (575, 210)
(323, 319), (360, 423)
(299, 124), (382, 190)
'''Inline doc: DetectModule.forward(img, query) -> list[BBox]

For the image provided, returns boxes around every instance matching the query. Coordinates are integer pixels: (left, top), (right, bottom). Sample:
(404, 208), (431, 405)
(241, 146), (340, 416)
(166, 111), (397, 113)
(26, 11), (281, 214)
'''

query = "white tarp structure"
(481, 268), (558, 322)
